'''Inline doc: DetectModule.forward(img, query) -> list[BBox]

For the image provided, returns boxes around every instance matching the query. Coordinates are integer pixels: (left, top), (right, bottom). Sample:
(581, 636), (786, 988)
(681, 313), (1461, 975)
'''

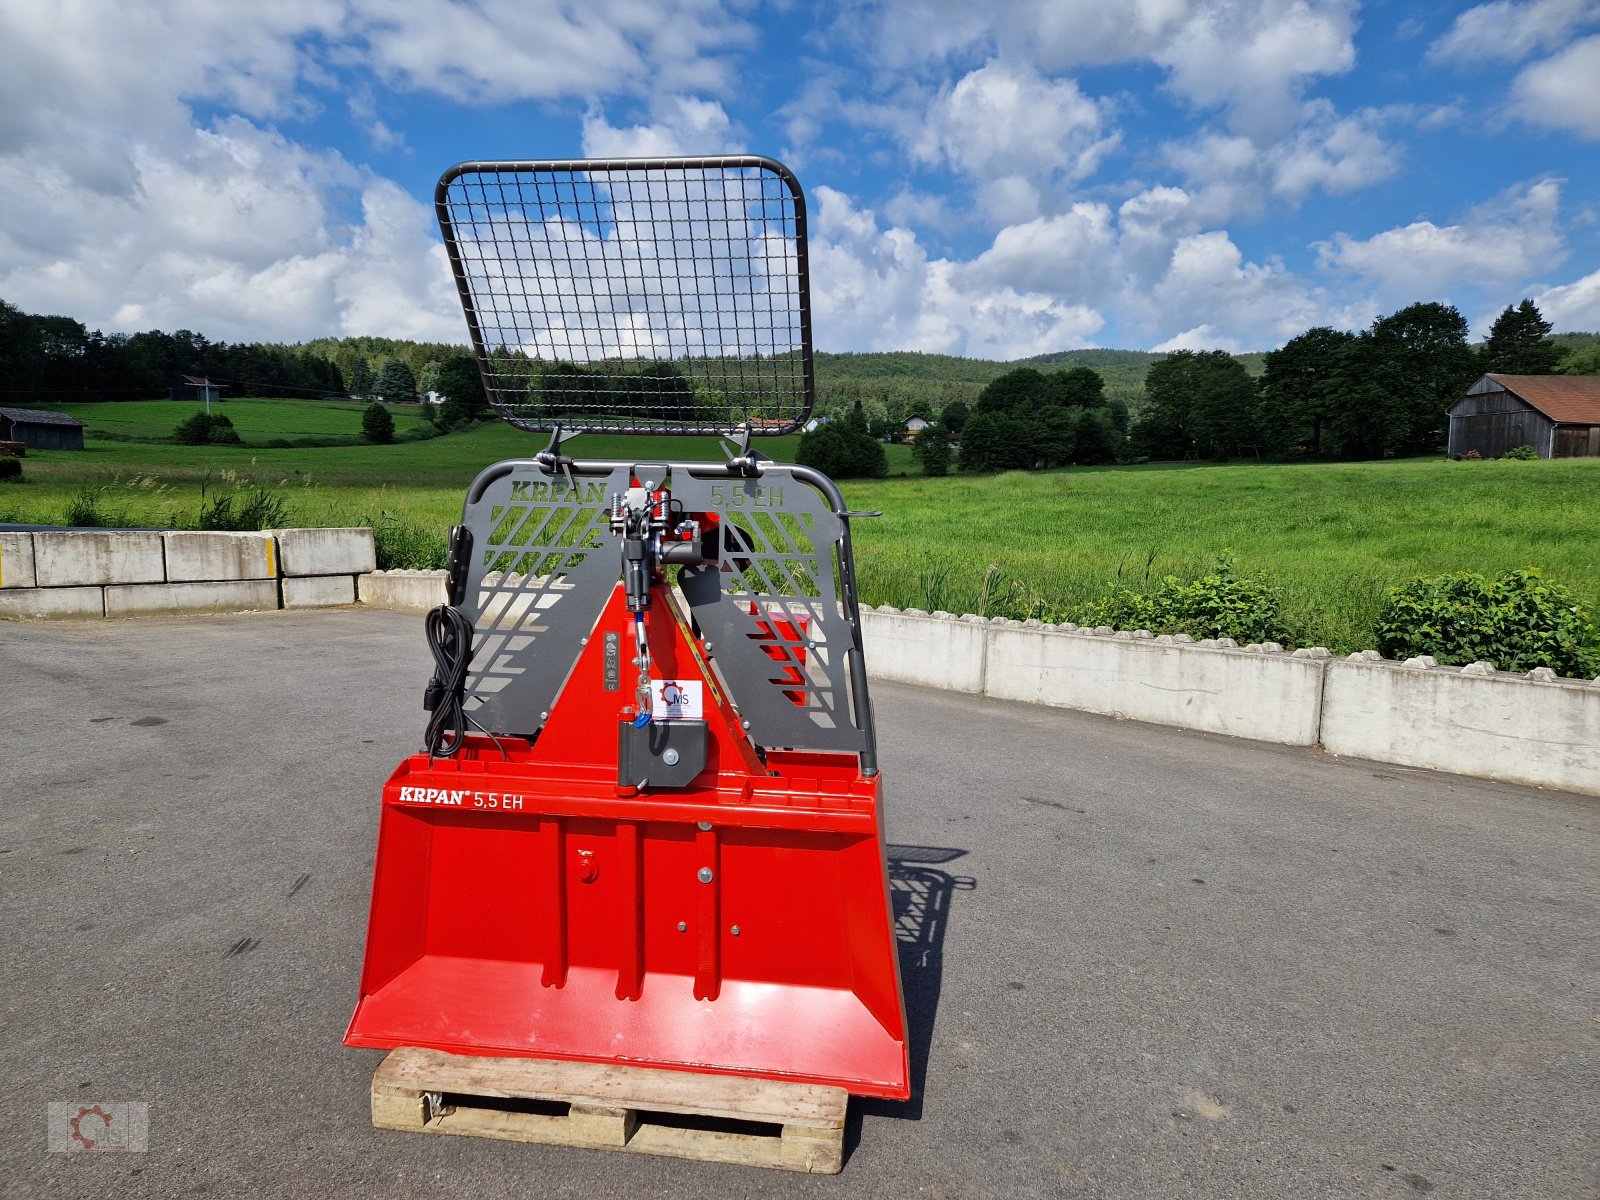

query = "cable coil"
(422, 604), (474, 758)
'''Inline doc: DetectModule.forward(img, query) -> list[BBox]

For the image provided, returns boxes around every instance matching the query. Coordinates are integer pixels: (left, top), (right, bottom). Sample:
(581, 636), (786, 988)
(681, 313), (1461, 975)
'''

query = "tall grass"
(8, 451), (1598, 654)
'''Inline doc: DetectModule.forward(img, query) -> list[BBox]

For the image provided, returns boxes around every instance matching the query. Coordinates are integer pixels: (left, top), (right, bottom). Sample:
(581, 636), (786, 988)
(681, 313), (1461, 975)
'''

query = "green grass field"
(4, 398), (1598, 654)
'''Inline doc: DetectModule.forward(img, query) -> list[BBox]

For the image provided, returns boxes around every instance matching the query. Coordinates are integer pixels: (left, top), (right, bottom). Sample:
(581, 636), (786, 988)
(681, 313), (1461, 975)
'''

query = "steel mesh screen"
(436, 157), (814, 436)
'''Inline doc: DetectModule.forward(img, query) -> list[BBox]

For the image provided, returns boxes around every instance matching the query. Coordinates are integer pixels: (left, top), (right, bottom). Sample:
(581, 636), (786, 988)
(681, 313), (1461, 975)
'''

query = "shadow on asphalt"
(844, 843), (975, 1158)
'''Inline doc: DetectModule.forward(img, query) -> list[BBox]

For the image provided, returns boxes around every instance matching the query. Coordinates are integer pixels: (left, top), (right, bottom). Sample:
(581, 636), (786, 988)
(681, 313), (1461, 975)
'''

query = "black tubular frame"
(436, 157), (816, 437)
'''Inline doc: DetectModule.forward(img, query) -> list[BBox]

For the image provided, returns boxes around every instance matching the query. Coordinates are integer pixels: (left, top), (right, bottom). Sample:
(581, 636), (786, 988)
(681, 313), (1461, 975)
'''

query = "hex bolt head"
(677, 921), (687, 932)
(697, 867), (714, 884)
(730, 925), (741, 937)
(662, 748), (680, 766)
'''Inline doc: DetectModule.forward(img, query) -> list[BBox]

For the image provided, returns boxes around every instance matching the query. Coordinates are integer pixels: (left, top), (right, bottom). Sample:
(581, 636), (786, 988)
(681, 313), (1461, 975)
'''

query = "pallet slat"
(370, 1048), (847, 1173)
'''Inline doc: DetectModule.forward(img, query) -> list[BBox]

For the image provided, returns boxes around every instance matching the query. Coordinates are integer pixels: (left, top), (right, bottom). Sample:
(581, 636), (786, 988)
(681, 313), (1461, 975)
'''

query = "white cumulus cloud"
(1510, 35), (1600, 138)
(808, 188), (1105, 358)
(1428, 0), (1598, 65)
(581, 98), (740, 158)
(1529, 266), (1600, 330)
(909, 60), (1118, 222)
(348, 0), (750, 103)
(1154, 0), (1359, 141)
(1314, 180), (1567, 308)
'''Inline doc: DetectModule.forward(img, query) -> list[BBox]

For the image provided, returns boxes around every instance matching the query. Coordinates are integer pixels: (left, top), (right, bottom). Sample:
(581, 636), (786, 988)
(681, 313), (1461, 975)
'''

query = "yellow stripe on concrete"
(265, 537), (277, 578)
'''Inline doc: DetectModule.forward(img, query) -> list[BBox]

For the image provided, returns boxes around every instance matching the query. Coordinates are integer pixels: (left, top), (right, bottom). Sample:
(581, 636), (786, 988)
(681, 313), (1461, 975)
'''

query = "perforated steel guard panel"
(457, 460), (869, 756)
(437, 157), (814, 436)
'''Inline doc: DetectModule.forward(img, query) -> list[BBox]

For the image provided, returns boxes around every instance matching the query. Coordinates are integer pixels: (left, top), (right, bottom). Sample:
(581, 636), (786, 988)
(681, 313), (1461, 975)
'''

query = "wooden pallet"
(370, 1047), (848, 1173)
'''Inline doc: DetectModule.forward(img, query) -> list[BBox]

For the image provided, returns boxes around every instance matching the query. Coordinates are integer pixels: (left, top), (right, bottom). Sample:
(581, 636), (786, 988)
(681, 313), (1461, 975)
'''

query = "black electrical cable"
(422, 604), (474, 758)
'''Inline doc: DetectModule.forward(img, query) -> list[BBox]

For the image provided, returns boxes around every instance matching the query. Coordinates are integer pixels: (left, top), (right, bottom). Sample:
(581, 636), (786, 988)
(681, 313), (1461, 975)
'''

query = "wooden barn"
(0, 406), (86, 451)
(1447, 374), (1600, 459)
(170, 375), (221, 405)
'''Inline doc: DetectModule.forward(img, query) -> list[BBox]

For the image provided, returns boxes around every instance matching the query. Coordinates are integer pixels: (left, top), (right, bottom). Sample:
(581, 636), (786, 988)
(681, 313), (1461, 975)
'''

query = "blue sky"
(2, 0), (1598, 358)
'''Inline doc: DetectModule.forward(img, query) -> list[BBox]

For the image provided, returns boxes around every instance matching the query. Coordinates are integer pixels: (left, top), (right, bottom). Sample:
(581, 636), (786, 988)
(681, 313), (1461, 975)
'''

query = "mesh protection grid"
(437, 157), (814, 437)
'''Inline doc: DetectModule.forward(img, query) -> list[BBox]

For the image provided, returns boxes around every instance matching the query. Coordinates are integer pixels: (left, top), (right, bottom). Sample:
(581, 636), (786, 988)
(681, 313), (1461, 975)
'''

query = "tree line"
(1139, 299), (1569, 461)
(0, 297), (346, 402)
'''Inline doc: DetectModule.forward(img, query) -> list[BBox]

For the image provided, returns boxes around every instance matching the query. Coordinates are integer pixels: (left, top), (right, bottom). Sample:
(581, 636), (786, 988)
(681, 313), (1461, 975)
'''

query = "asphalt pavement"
(1, 609), (1595, 1199)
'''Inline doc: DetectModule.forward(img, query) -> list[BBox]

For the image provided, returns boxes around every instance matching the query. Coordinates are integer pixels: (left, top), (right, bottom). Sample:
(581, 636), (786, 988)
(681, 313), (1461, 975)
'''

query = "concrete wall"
(163, 531), (276, 582)
(272, 527), (376, 577)
(983, 620), (1325, 745)
(1320, 657), (1600, 795)
(33, 530), (165, 587)
(0, 528), (371, 619)
(9, 545), (1597, 797)
(855, 606), (1598, 796)
(1, 529), (37, 589)
(357, 569), (449, 612)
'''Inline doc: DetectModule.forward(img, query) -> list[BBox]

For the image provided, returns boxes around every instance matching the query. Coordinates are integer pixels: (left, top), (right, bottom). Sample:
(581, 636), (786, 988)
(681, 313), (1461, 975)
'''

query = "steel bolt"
(662, 748), (680, 766)
(696, 821), (712, 831)
(730, 925), (741, 937)
(677, 921), (687, 932)
(697, 867), (714, 884)
(741, 720), (751, 730)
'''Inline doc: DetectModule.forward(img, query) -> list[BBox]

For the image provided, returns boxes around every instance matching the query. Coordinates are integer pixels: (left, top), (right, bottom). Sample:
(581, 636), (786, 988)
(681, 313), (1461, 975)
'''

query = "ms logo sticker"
(652, 680), (703, 720)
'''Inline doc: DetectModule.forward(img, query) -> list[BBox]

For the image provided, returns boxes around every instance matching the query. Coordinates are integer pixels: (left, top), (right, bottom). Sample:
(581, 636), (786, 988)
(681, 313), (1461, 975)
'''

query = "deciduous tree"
(1259, 326), (1357, 455)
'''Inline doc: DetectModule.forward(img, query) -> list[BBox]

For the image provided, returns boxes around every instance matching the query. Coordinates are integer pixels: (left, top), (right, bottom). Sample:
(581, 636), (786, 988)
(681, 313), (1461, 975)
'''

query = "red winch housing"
(346, 580), (910, 1099)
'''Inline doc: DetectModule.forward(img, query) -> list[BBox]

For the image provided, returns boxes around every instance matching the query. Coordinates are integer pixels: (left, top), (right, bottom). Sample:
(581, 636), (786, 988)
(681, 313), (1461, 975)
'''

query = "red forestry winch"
(345, 156), (910, 1101)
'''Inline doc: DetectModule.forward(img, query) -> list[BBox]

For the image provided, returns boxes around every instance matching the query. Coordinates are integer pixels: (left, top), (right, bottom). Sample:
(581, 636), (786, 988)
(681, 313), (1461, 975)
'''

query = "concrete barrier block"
(984, 625), (1325, 745)
(1320, 660), (1600, 796)
(163, 531), (277, 581)
(33, 531), (165, 587)
(282, 575), (356, 608)
(859, 608), (987, 693)
(271, 527), (376, 576)
(105, 580), (279, 616)
(0, 531), (35, 588)
(358, 570), (449, 612)
(0, 585), (104, 619)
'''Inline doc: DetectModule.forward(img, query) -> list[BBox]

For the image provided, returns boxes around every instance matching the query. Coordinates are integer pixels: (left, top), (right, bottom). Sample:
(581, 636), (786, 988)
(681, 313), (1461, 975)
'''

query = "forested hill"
(275, 340), (1194, 394)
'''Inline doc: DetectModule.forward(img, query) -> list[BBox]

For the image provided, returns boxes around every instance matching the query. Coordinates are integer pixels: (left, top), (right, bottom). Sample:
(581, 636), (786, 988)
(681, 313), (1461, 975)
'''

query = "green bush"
(63, 485), (128, 527)
(197, 481), (289, 531)
(1501, 444), (1539, 460)
(1088, 555), (1292, 643)
(174, 411), (243, 445)
(362, 401), (396, 444)
(0, 457), (21, 481)
(796, 422), (888, 479)
(1375, 568), (1600, 677)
